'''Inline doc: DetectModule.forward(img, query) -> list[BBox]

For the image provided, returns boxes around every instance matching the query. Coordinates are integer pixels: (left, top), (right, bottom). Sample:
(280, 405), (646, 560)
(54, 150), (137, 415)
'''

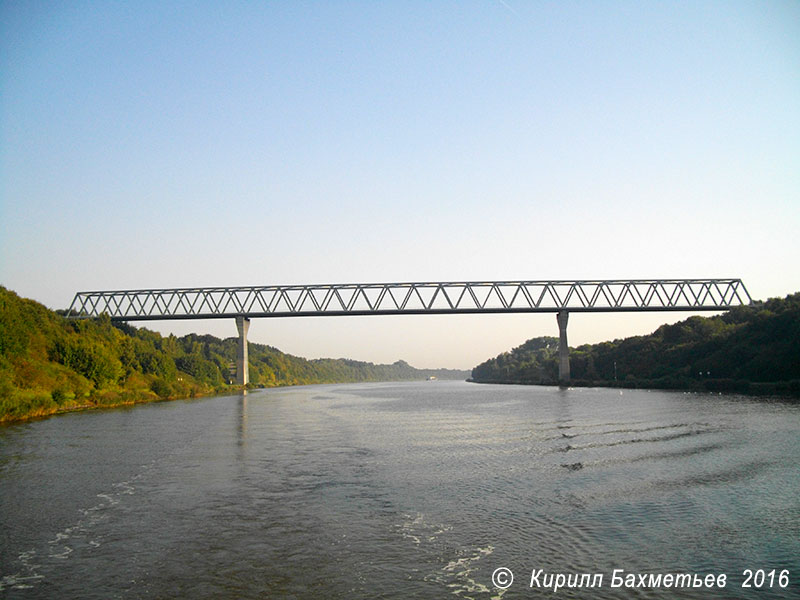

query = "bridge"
(67, 278), (752, 385)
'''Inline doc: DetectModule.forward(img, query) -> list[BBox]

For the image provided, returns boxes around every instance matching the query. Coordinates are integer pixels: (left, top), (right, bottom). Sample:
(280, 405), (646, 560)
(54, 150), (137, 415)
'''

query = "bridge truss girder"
(67, 279), (751, 321)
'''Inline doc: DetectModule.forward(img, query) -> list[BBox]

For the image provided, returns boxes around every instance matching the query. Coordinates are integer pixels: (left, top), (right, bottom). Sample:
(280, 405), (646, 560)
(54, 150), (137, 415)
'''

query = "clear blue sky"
(2, 1), (798, 369)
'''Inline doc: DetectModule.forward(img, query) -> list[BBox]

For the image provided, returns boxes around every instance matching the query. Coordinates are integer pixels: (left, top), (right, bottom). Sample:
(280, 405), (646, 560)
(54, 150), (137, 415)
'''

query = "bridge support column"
(557, 310), (570, 383)
(235, 316), (250, 386)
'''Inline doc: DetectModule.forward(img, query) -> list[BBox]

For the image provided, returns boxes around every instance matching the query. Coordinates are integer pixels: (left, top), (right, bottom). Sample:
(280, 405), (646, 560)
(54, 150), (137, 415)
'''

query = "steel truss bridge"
(67, 278), (752, 385)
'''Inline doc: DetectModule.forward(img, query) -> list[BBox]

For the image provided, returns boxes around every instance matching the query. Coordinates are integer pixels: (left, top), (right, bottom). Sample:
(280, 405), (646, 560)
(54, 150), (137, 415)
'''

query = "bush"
(175, 354), (223, 385)
(51, 388), (69, 404)
(50, 337), (121, 386)
(150, 378), (172, 398)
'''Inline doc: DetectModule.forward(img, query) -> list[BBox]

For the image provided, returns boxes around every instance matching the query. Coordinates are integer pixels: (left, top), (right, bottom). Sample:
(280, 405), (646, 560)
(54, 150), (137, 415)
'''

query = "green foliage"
(150, 378), (173, 398)
(134, 343), (178, 379)
(472, 293), (800, 395)
(0, 286), (469, 423)
(50, 336), (122, 386)
(471, 337), (559, 384)
(175, 354), (224, 386)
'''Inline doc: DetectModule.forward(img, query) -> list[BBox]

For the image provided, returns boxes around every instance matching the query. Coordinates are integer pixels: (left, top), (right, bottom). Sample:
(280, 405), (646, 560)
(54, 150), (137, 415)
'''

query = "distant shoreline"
(468, 377), (800, 399)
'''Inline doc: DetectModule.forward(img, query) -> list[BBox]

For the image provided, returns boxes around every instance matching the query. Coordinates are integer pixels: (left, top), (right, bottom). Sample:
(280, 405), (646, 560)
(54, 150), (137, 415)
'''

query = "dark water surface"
(1, 381), (798, 598)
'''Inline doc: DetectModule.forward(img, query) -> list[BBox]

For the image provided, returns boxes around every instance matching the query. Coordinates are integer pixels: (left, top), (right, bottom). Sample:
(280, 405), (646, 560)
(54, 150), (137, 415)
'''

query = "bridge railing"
(66, 279), (752, 321)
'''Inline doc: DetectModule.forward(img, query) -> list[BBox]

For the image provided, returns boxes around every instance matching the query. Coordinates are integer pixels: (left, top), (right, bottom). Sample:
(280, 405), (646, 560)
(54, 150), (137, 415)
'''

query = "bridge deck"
(67, 279), (751, 321)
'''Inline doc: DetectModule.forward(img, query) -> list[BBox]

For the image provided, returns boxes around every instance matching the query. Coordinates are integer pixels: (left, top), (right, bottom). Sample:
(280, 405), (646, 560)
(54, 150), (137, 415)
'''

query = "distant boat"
(427, 376), (437, 381)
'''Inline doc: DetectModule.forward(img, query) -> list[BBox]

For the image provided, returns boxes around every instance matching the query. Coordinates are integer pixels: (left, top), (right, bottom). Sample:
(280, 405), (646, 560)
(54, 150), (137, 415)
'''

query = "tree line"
(471, 292), (800, 396)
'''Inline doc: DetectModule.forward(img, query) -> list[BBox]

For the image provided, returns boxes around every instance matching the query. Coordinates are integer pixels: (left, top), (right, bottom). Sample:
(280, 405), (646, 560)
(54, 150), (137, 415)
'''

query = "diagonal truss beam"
(65, 279), (752, 321)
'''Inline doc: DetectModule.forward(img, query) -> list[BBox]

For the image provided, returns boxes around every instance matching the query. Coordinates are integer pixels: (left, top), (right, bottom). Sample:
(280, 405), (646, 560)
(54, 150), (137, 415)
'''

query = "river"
(1, 381), (798, 598)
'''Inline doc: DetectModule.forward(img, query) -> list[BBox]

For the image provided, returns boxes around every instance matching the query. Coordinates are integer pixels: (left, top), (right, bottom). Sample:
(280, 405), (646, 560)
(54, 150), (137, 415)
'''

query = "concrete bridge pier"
(557, 310), (570, 383)
(235, 316), (250, 386)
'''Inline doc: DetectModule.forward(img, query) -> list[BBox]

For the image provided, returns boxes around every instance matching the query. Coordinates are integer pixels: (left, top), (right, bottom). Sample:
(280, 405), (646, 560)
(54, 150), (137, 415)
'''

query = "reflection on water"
(1, 382), (799, 599)
(237, 392), (247, 445)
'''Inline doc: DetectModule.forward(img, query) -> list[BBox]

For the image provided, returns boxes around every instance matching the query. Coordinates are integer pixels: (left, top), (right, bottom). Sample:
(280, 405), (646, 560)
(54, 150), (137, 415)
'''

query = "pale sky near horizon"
(1, 1), (798, 369)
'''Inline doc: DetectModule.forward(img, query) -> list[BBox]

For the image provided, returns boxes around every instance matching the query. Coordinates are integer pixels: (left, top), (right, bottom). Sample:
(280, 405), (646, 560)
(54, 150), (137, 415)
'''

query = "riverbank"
(470, 293), (800, 395)
(0, 384), (227, 425)
(468, 377), (800, 398)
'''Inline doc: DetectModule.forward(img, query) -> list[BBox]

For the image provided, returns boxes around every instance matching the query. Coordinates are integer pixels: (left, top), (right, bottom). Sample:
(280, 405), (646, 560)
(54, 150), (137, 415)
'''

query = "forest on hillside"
(0, 287), (467, 423)
(471, 293), (800, 396)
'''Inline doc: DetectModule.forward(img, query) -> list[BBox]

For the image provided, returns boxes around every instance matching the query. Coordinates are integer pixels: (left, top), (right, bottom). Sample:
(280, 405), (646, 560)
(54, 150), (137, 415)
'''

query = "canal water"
(1, 381), (798, 599)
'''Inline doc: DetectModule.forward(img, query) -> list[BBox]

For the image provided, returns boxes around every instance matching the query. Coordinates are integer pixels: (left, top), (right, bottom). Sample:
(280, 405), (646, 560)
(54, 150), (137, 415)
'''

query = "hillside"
(471, 293), (800, 396)
(0, 287), (468, 423)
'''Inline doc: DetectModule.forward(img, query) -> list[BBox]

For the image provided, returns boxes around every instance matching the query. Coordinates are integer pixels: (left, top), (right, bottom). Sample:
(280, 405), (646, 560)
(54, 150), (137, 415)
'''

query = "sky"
(1, 1), (799, 370)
